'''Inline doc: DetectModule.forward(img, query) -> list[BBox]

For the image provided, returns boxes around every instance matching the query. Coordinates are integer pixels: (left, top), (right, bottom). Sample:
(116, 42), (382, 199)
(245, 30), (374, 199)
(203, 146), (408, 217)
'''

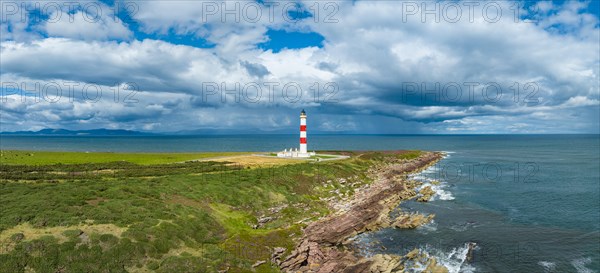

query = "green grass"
(0, 150), (420, 273)
(0, 150), (248, 165)
(310, 154), (339, 159)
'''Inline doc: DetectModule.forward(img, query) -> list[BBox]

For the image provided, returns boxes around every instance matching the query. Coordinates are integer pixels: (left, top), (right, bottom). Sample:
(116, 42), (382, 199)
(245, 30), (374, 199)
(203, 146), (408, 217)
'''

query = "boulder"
(392, 213), (435, 229)
(417, 186), (436, 202)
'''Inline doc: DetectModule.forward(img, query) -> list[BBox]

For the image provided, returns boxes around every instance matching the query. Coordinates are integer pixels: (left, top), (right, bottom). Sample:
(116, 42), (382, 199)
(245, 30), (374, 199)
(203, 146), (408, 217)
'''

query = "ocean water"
(1, 134), (599, 272)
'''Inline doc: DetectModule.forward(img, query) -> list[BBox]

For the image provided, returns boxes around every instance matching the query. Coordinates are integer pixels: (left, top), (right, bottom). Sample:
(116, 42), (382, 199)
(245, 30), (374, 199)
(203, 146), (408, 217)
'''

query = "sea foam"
(406, 243), (475, 273)
(416, 219), (438, 234)
(414, 176), (455, 201)
(410, 159), (455, 201)
(538, 261), (557, 272)
(571, 257), (595, 273)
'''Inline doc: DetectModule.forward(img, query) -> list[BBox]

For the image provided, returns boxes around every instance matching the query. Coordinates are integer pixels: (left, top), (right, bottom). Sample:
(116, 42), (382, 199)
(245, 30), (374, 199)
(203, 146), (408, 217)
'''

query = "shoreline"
(275, 151), (448, 272)
(0, 149), (441, 272)
(2, 141), (597, 272)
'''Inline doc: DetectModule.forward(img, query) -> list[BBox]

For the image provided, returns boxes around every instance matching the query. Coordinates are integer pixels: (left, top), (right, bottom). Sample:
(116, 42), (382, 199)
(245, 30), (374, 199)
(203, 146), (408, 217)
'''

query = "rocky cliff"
(277, 152), (445, 273)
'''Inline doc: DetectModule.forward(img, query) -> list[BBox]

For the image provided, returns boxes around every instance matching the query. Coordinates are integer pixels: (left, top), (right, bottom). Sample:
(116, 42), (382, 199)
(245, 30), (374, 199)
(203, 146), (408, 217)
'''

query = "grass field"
(0, 150), (422, 273)
(0, 151), (250, 165)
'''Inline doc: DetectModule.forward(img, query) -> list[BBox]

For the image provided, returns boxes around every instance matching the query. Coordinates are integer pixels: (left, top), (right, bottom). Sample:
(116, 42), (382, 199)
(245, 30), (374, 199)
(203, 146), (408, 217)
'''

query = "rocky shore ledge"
(275, 151), (449, 273)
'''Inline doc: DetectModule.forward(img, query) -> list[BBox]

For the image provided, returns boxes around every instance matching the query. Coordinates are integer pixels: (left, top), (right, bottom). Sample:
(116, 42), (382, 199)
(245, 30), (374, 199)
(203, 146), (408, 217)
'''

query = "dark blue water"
(349, 135), (599, 273)
(1, 134), (599, 272)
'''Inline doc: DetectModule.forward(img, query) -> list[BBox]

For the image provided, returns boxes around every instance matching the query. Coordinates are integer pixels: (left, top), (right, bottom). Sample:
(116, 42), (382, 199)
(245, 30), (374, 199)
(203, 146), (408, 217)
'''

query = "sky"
(0, 0), (599, 134)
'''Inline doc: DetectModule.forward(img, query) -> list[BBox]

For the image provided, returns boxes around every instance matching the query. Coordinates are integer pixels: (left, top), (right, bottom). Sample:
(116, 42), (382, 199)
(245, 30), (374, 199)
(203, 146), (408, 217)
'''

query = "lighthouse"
(300, 109), (307, 154)
(276, 110), (315, 158)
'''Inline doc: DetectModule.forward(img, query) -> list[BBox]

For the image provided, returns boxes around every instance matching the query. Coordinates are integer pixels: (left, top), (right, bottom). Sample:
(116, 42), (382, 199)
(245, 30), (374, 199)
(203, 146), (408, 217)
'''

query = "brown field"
(198, 154), (307, 168)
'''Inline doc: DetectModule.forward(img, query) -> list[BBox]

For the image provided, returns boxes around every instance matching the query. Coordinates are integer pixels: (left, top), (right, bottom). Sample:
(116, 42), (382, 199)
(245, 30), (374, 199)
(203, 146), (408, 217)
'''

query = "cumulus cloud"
(43, 10), (132, 41)
(1, 1), (132, 41)
(241, 61), (271, 78)
(1, 0), (598, 133)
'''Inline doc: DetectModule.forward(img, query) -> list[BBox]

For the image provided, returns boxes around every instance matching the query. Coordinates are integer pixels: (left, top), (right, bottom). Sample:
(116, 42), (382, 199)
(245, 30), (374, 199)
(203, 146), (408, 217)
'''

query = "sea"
(1, 134), (599, 272)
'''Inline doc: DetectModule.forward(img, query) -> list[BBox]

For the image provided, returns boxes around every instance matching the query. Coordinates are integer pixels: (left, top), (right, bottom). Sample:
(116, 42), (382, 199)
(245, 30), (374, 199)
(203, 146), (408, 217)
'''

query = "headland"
(0, 149), (452, 272)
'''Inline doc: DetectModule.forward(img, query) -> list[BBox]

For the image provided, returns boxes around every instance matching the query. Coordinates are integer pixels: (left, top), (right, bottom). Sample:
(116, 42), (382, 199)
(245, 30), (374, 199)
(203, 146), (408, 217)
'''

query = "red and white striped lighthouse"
(300, 109), (307, 154)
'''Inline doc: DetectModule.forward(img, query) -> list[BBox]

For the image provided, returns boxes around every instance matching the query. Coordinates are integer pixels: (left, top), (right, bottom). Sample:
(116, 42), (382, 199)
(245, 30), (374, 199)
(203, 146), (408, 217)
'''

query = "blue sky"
(1, 0), (599, 134)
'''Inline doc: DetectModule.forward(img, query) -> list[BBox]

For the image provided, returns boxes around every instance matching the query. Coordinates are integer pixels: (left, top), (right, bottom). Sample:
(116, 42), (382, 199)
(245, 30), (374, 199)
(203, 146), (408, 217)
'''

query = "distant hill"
(0, 128), (157, 136)
(171, 128), (292, 135)
(1, 128), (357, 136)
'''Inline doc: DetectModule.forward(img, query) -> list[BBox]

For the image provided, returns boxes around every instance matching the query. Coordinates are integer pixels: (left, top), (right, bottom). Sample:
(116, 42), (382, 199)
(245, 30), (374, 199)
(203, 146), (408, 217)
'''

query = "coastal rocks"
(302, 183), (407, 246)
(392, 213), (435, 229)
(366, 249), (449, 273)
(404, 249), (421, 259)
(395, 179), (420, 200)
(402, 249), (448, 273)
(279, 240), (324, 270)
(280, 241), (372, 273)
(271, 247), (287, 266)
(280, 152), (445, 273)
(417, 186), (435, 202)
(423, 257), (448, 273)
(381, 152), (442, 180)
(368, 254), (403, 273)
(466, 242), (477, 263)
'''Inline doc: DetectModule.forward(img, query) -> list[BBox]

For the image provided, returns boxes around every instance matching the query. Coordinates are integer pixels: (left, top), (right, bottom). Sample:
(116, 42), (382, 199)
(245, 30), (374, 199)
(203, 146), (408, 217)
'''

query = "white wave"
(420, 165), (440, 174)
(416, 243), (476, 273)
(571, 257), (596, 273)
(410, 162), (455, 201)
(417, 181), (455, 201)
(410, 174), (429, 180)
(434, 184), (455, 201)
(441, 151), (455, 158)
(433, 244), (476, 273)
(417, 220), (438, 234)
(449, 222), (476, 232)
(538, 261), (557, 272)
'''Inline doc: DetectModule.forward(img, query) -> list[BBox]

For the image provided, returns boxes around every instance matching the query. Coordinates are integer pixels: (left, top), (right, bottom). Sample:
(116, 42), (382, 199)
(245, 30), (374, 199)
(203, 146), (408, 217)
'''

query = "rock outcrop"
(279, 152), (445, 273)
(391, 212), (435, 229)
(417, 186), (436, 202)
(271, 247), (287, 266)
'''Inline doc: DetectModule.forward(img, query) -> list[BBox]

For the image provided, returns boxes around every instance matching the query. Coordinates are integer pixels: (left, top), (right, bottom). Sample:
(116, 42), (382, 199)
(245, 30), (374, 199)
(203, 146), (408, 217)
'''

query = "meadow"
(0, 150), (421, 273)
(0, 151), (249, 165)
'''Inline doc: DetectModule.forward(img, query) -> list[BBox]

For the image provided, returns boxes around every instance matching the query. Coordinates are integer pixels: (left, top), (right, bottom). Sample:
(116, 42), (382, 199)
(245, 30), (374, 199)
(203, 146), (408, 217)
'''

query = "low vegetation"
(0, 151), (249, 165)
(0, 150), (421, 273)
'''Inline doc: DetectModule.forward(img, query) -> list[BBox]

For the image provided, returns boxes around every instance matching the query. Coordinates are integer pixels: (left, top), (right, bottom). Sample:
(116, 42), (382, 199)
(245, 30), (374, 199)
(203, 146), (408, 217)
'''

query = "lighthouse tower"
(276, 110), (315, 158)
(300, 109), (307, 154)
